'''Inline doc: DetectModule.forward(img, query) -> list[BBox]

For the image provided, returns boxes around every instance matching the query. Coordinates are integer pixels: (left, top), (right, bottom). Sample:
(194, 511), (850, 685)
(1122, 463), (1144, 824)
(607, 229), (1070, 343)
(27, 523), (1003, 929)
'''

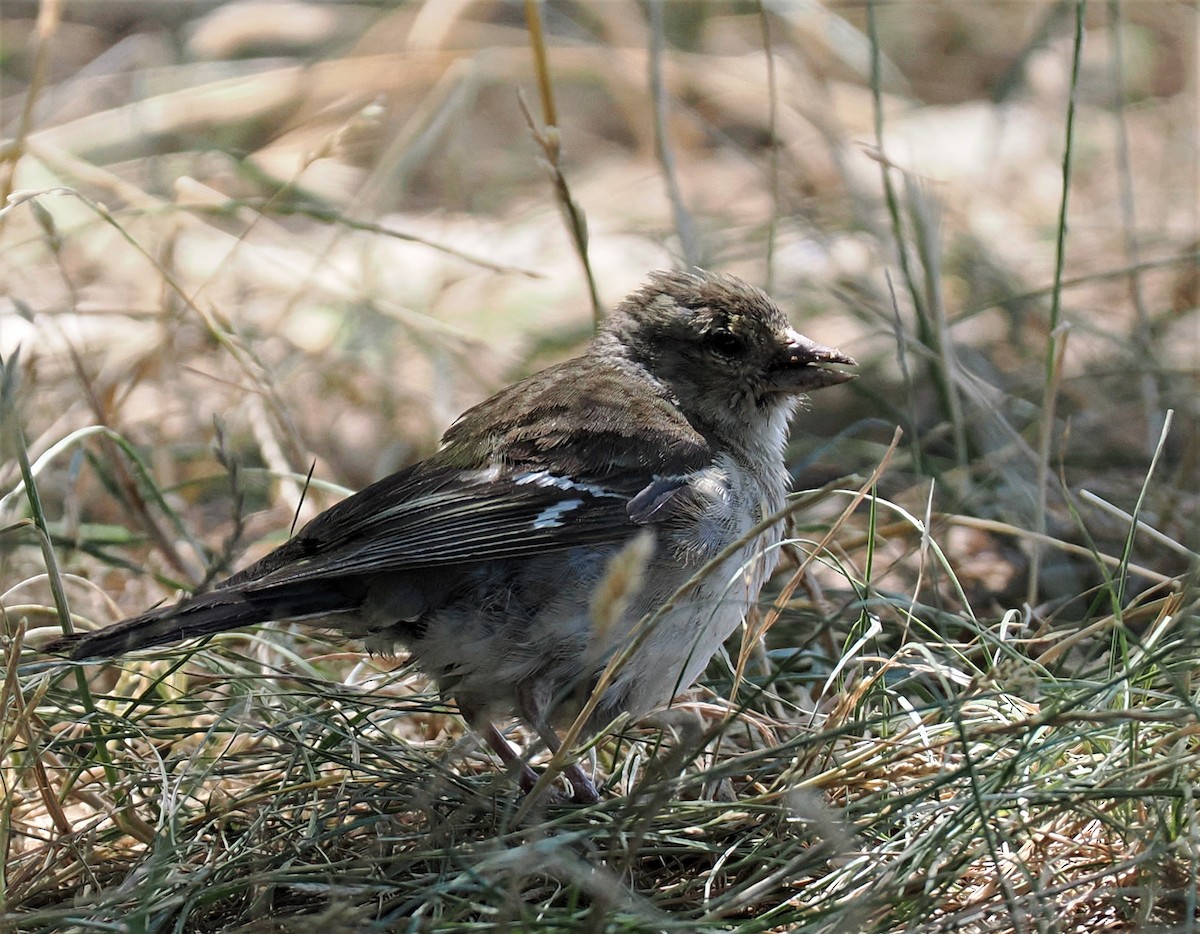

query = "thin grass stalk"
(733, 427), (901, 692)
(937, 514), (1172, 586)
(20, 188), (320, 526)
(0, 357), (143, 822)
(1107, 0), (1162, 456)
(865, 4), (926, 331)
(69, 338), (202, 584)
(0, 423), (206, 592)
(866, 1), (966, 469)
(526, 435), (895, 823)
(1076, 488), (1199, 562)
(1, 359), (77, 648)
(756, 2), (781, 293)
(31, 196), (205, 582)
(0, 793), (9, 919)
(0, 0), (58, 203)
(647, 0), (699, 269)
(2, 189), (287, 414)
(957, 248), (1200, 326)
(522, 0), (601, 324)
(945, 686), (1030, 925)
(1031, 0), (1086, 604)
(6, 639), (71, 838)
(524, 0), (557, 129)
(1028, 325), (1070, 606)
(201, 199), (543, 277)
(1115, 410), (1174, 609)
(519, 476), (874, 820)
(908, 179), (969, 464)
(884, 268), (926, 473)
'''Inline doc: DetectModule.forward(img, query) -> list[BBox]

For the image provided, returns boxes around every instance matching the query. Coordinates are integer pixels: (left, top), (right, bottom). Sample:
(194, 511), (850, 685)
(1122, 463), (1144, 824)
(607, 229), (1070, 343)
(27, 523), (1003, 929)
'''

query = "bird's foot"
(563, 762), (601, 805)
(480, 721), (601, 804)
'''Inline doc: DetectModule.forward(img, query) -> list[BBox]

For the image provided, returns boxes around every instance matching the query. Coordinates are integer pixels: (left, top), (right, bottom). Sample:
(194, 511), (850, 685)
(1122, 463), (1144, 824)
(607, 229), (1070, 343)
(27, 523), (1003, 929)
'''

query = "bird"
(50, 268), (856, 804)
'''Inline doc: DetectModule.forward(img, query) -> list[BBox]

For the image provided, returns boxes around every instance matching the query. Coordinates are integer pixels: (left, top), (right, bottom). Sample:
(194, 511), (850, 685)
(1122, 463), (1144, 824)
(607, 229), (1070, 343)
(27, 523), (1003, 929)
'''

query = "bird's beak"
(766, 329), (857, 393)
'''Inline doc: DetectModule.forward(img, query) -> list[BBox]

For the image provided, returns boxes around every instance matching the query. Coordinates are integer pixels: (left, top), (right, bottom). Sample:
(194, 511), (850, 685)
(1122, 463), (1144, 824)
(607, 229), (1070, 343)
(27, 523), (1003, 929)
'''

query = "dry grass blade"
(520, 0), (601, 324)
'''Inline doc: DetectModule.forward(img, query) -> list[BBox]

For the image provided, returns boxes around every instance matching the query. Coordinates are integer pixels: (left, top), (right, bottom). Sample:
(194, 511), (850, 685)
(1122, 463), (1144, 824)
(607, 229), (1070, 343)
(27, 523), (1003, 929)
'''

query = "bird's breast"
(593, 452), (789, 721)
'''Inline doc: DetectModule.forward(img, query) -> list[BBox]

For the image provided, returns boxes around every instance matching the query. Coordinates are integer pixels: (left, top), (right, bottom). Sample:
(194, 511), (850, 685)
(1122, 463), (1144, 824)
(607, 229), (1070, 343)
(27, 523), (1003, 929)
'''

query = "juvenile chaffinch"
(54, 269), (856, 803)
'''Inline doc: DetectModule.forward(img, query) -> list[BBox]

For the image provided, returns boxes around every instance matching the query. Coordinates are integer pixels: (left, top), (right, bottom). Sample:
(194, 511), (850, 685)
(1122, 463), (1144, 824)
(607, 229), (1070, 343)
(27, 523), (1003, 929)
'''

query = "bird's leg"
(518, 683), (601, 805)
(534, 724), (601, 805)
(478, 722), (542, 794)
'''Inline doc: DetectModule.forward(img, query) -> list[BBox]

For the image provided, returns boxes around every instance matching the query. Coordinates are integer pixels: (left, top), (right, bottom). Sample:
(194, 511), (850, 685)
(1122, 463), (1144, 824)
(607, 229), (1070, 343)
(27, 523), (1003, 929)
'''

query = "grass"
(8, 583), (1200, 930)
(3, 1), (1200, 931)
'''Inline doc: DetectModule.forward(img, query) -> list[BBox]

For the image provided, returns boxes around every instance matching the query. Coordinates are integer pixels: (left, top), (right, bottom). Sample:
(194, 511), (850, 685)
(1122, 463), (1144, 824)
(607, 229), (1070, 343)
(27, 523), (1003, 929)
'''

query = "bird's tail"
(46, 584), (358, 661)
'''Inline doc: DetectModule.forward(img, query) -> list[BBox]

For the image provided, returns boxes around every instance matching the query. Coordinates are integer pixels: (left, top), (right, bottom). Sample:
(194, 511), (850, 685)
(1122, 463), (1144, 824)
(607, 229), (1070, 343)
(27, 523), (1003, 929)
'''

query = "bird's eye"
(706, 329), (745, 357)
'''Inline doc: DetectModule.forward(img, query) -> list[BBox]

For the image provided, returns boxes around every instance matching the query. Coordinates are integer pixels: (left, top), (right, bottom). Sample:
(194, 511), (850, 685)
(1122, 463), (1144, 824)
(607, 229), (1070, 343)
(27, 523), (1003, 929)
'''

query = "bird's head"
(598, 269), (856, 449)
